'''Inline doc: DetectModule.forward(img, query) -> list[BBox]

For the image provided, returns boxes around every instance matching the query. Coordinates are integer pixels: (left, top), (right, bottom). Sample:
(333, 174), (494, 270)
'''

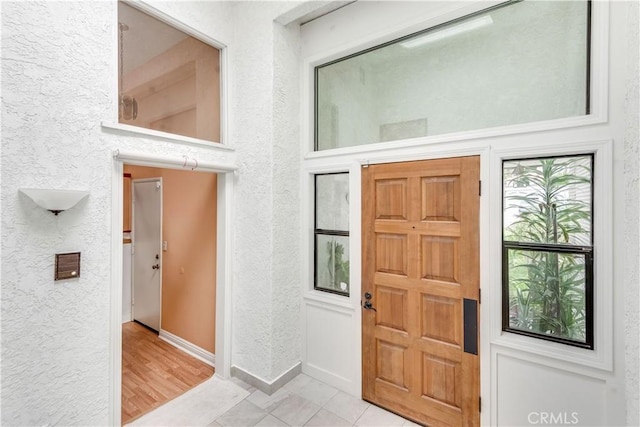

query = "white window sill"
(303, 290), (355, 312)
(101, 122), (234, 152)
(304, 113), (606, 160)
(491, 332), (611, 372)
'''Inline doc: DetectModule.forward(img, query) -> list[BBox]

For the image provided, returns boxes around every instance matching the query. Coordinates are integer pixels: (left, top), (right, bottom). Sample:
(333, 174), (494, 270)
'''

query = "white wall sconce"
(19, 188), (89, 215)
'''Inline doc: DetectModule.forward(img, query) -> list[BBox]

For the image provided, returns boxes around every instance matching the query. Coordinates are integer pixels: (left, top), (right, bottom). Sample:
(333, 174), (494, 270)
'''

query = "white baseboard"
(159, 329), (215, 367)
(231, 362), (302, 395)
(122, 314), (132, 324)
(303, 362), (356, 396)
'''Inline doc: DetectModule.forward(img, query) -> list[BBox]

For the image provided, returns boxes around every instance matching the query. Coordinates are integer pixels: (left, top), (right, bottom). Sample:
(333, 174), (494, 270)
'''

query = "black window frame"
(314, 172), (350, 296)
(501, 154), (595, 349)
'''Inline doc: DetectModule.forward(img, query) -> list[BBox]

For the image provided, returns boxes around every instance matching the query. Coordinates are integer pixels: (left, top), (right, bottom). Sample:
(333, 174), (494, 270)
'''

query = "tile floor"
(128, 375), (247, 426)
(213, 374), (421, 427)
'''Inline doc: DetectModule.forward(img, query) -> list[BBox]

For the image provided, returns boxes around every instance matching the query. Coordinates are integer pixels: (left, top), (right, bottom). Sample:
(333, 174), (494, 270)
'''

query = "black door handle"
(363, 301), (377, 312)
(152, 264), (160, 270)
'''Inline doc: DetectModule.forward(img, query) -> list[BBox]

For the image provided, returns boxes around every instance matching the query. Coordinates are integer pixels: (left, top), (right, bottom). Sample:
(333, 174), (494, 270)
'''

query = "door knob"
(363, 292), (376, 311)
(363, 300), (377, 312)
(152, 264), (160, 270)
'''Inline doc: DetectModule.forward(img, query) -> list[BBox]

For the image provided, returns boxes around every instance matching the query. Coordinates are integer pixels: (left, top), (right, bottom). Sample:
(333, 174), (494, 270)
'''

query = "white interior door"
(132, 178), (162, 331)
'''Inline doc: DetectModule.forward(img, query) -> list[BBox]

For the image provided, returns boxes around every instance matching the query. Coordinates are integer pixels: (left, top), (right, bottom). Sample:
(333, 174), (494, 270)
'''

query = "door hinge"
(479, 396), (482, 413)
(479, 180), (482, 196)
(478, 288), (481, 304)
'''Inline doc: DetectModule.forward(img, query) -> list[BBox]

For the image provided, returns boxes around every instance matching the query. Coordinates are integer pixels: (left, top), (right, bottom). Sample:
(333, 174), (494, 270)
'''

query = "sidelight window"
(502, 155), (594, 348)
(314, 173), (350, 296)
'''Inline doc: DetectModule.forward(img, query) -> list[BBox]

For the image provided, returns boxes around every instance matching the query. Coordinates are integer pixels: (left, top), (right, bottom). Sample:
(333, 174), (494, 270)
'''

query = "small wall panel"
(377, 286), (408, 332)
(421, 176), (460, 221)
(421, 236), (459, 282)
(497, 354), (606, 426)
(375, 179), (407, 220)
(306, 304), (353, 383)
(422, 294), (461, 345)
(376, 234), (407, 275)
(423, 355), (462, 409)
(377, 340), (407, 389)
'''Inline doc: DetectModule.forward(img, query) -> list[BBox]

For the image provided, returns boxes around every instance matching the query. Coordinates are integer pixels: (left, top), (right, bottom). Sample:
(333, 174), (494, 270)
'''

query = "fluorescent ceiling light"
(400, 15), (494, 48)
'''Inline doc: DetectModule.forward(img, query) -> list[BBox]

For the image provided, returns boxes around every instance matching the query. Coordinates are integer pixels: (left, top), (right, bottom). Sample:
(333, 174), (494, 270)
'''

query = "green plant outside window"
(502, 155), (593, 348)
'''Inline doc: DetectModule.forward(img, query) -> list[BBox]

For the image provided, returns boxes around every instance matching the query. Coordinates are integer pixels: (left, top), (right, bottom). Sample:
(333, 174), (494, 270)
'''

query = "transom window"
(118, 2), (221, 143)
(314, 173), (350, 296)
(502, 155), (594, 348)
(315, 0), (591, 151)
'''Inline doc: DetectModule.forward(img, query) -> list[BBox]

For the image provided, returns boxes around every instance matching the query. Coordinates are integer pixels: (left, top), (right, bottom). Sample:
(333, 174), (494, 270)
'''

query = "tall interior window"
(315, 173), (350, 296)
(502, 155), (594, 348)
(315, 0), (590, 150)
(118, 2), (221, 143)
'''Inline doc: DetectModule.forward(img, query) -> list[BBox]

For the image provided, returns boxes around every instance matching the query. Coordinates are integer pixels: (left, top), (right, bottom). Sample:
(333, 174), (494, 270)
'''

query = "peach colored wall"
(125, 165), (216, 353)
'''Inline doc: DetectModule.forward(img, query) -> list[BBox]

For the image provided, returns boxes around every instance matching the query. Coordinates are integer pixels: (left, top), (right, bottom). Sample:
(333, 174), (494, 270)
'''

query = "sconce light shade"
(19, 188), (89, 215)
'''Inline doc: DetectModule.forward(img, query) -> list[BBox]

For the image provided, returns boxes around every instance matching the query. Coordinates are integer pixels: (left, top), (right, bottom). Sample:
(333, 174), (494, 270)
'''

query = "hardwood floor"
(122, 321), (214, 425)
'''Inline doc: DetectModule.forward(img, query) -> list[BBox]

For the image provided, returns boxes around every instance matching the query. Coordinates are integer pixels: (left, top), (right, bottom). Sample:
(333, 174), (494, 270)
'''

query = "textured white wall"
(228, 1), (276, 380)
(228, 1), (303, 381)
(271, 17), (303, 378)
(1, 0), (305, 424)
(2, 3), (115, 424)
(623, 1), (640, 425)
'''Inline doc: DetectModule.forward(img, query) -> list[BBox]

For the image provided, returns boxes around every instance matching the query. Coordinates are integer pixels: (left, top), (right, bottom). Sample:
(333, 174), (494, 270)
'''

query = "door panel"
(132, 179), (162, 332)
(362, 156), (480, 426)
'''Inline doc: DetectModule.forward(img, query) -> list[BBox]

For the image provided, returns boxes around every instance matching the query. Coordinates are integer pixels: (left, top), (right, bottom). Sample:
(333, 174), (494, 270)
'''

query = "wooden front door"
(362, 156), (480, 426)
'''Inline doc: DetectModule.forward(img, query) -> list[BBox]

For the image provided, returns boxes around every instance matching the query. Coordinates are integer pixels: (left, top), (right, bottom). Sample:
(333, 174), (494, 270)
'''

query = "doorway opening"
(118, 163), (221, 424)
(110, 155), (236, 425)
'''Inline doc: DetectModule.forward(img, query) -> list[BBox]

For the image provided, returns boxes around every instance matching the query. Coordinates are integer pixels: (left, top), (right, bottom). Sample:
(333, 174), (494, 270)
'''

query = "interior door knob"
(152, 264), (160, 270)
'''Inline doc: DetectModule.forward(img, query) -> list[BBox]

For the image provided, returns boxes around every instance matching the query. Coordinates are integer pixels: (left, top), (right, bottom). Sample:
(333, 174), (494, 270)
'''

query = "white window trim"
(489, 138), (613, 371)
(301, 0), (609, 157)
(101, 122), (235, 152)
(302, 161), (356, 306)
(114, 0), (230, 148)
